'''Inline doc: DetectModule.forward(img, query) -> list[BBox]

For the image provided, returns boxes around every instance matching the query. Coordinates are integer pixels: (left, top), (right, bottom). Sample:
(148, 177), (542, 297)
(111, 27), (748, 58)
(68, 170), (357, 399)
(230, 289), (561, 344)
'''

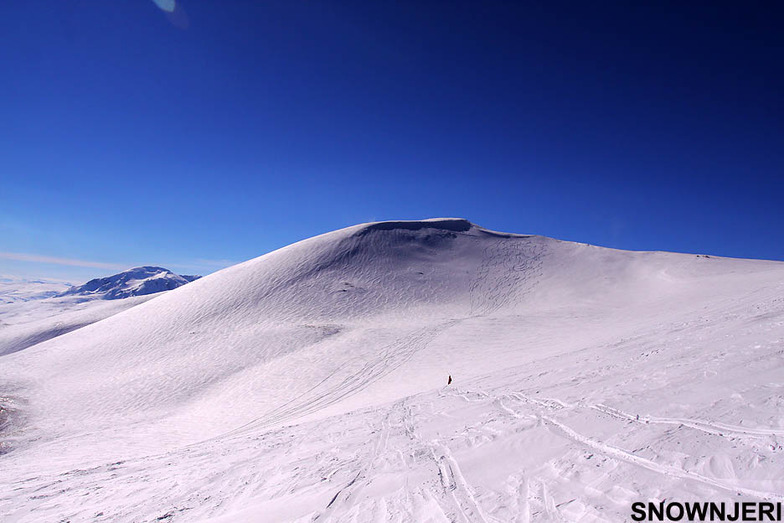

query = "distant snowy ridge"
(58, 266), (200, 300)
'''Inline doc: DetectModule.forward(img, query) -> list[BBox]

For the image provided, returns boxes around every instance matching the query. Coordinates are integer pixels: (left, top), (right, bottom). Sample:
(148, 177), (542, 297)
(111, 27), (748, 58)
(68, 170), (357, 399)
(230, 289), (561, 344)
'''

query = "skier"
(447, 375), (452, 385)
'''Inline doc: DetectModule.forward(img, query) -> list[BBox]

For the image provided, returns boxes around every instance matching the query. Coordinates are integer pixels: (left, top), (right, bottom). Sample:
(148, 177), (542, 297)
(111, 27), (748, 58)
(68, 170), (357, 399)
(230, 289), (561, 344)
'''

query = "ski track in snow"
(1, 220), (784, 522)
(593, 404), (784, 438)
(2, 380), (784, 521)
(541, 415), (784, 502)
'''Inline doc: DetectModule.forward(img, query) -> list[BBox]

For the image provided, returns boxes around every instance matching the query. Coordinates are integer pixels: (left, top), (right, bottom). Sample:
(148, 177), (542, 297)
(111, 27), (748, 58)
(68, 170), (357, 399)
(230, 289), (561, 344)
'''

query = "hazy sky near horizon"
(1, 1), (782, 282)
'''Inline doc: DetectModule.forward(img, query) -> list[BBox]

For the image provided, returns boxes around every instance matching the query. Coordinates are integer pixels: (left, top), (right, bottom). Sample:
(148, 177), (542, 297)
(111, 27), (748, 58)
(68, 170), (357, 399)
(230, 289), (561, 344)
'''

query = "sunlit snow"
(1, 219), (782, 521)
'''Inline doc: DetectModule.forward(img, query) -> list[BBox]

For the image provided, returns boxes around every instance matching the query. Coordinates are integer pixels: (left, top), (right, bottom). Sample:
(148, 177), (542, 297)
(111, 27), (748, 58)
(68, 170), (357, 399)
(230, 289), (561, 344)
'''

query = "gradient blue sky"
(1, 1), (782, 282)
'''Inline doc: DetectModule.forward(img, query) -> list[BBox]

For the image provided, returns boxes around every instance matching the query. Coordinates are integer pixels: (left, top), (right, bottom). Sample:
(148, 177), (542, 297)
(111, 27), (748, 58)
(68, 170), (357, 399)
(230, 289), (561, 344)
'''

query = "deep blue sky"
(1, 1), (782, 282)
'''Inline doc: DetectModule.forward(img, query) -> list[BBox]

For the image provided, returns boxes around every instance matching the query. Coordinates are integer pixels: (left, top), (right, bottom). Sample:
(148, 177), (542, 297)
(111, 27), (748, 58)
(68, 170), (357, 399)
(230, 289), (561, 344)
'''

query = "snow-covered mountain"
(1, 219), (783, 522)
(58, 266), (200, 300)
(0, 267), (200, 357)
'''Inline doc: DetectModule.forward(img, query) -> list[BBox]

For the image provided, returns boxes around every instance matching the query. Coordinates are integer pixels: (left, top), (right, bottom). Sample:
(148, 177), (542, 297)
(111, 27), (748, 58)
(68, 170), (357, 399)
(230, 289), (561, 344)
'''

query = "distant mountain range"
(58, 266), (200, 300)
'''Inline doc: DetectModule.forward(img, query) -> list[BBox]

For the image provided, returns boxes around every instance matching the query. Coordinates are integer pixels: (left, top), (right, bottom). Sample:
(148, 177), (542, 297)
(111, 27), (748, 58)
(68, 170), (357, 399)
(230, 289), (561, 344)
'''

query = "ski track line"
(539, 479), (569, 523)
(255, 321), (458, 427)
(446, 387), (491, 405)
(432, 441), (496, 523)
(593, 404), (784, 438)
(518, 476), (531, 523)
(397, 396), (497, 523)
(254, 320), (460, 430)
(315, 401), (397, 520)
(542, 416), (784, 501)
(501, 473), (531, 523)
(312, 397), (494, 523)
(510, 392), (571, 411)
(193, 320), (459, 446)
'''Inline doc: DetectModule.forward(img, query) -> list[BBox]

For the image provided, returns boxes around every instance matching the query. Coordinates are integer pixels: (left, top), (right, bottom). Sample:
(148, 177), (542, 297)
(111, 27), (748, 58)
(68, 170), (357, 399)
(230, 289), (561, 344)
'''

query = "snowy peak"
(59, 266), (200, 300)
(355, 218), (474, 234)
(350, 218), (530, 242)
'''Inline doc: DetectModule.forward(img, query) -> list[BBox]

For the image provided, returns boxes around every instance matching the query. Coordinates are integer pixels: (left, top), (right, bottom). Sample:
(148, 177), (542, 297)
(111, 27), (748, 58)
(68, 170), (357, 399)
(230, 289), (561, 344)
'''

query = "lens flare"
(151, 0), (176, 13)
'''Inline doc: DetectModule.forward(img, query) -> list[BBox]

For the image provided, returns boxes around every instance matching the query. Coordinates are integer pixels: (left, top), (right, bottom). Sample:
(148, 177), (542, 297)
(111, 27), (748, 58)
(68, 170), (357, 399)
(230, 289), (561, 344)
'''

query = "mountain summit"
(59, 266), (200, 300)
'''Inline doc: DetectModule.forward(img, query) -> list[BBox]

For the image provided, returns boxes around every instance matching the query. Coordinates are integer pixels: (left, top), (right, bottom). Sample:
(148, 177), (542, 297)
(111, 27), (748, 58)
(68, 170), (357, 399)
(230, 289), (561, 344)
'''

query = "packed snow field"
(1, 219), (783, 522)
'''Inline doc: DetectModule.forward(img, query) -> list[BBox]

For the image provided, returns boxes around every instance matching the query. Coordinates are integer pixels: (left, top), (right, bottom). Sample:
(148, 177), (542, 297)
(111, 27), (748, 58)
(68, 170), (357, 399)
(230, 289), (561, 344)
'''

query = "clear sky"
(1, 1), (782, 283)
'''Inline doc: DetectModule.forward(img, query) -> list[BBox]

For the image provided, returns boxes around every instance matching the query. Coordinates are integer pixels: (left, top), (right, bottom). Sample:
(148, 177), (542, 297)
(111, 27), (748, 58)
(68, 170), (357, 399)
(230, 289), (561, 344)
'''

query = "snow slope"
(1, 218), (783, 522)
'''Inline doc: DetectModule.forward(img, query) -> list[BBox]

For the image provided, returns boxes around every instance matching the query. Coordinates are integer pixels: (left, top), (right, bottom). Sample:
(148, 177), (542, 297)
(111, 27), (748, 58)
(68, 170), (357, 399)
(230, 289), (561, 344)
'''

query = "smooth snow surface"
(1, 218), (783, 522)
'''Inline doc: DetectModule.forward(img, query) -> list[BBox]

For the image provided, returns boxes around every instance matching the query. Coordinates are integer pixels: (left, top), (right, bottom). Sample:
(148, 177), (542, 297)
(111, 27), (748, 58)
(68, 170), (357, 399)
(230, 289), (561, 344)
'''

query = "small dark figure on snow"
(447, 375), (452, 385)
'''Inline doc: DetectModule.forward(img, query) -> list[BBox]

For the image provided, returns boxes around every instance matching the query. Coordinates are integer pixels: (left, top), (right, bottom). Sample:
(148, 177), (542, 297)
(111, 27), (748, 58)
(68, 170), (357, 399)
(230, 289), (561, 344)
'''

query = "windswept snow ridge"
(1, 219), (783, 522)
